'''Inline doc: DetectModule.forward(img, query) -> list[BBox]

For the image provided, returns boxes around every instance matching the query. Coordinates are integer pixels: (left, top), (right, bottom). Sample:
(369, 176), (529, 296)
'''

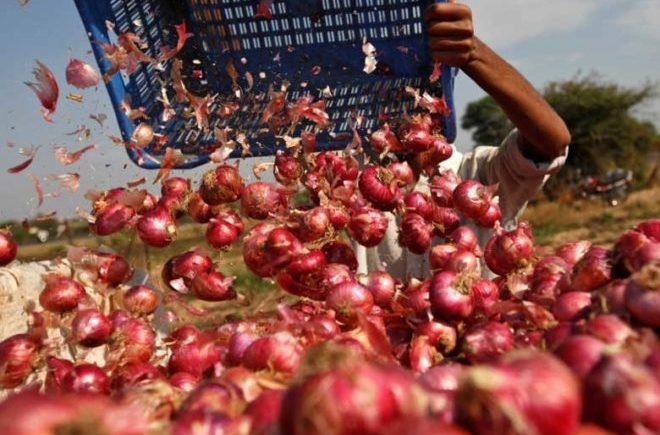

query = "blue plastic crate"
(74, 0), (457, 169)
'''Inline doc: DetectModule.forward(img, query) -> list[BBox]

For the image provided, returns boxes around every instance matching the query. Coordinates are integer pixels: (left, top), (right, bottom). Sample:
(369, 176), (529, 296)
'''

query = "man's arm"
(425, 3), (571, 162)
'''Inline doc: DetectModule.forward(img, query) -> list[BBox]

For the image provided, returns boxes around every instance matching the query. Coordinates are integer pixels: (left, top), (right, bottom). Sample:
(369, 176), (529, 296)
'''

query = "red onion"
(302, 131), (317, 153)
(552, 291), (592, 322)
(220, 367), (263, 402)
(471, 278), (500, 314)
(614, 230), (650, 273)
(0, 334), (39, 388)
(91, 202), (135, 236)
(571, 246), (612, 292)
(625, 262), (660, 327)
(170, 249), (214, 285)
(226, 330), (259, 366)
(169, 372), (199, 392)
(585, 314), (633, 344)
(530, 256), (570, 304)
(430, 170), (460, 207)
(200, 164), (244, 205)
(326, 281), (374, 325)
(186, 191), (212, 223)
(629, 242), (660, 272)
(0, 230), (17, 266)
(583, 354), (660, 433)
(241, 181), (286, 219)
(243, 223), (277, 277)
(456, 350), (581, 435)
(430, 206), (461, 237)
(274, 150), (302, 185)
(556, 240), (592, 267)
(65, 58), (100, 88)
(326, 203), (351, 230)
(172, 411), (243, 435)
(111, 362), (164, 390)
(446, 226), (480, 255)
(347, 207), (388, 248)
(398, 213), (433, 254)
(277, 250), (327, 300)
(45, 356), (73, 393)
(358, 165), (401, 211)
(296, 206), (331, 242)
(370, 125), (403, 153)
(245, 390), (284, 435)
(39, 274), (86, 313)
(388, 161), (415, 187)
(403, 192), (434, 220)
(189, 271), (236, 302)
(447, 250), (479, 274)
(178, 382), (245, 418)
(452, 180), (497, 220)
(123, 285), (159, 315)
(72, 308), (112, 347)
(61, 364), (110, 395)
(318, 263), (356, 296)
(409, 335), (440, 373)
(401, 124), (435, 152)
(430, 271), (474, 321)
(555, 335), (605, 378)
(161, 177), (189, 200)
(136, 206), (177, 248)
(416, 320), (457, 354)
(636, 218), (660, 241)
(484, 222), (534, 276)
(429, 244), (458, 272)
(595, 279), (628, 315)
(647, 347), (660, 381)
(168, 340), (221, 377)
(206, 217), (240, 249)
(474, 201), (501, 228)
(96, 252), (134, 286)
(461, 321), (514, 364)
(280, 355), (427, 435)
(109, 309), (132, 332)
(544, 322), (577, 351)
(403, 278), (432, 313)
(321, 241), (358, 271)
(414, 137), (454, 176)
(360, 271), (396, 307)
(111, 318), (155, 365)
(243, 332), (303, 374)
(262, 227), (305, 273)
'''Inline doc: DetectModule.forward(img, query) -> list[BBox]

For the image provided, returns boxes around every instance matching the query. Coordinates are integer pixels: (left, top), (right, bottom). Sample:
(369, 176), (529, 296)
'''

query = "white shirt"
(354, 129), (569, 280)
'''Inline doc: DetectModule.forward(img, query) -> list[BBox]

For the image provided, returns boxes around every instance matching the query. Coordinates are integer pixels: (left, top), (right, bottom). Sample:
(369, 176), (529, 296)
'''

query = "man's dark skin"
(425, 2), (572, 162)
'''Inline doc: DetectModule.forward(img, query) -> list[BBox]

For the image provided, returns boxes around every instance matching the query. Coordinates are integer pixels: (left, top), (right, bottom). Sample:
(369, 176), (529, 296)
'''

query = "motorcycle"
(576, 168), (633, 206)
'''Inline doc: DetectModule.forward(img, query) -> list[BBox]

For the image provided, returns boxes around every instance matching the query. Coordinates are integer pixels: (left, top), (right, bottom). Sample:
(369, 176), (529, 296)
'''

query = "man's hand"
(425, 2), (477, 69)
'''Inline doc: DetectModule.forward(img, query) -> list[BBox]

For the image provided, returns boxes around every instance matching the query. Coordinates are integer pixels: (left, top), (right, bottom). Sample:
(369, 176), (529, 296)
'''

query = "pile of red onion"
(2, 90), (659, 435)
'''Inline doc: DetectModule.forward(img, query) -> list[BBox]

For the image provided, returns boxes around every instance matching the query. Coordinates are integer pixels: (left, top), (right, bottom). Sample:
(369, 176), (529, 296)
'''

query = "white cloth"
(355, 129), (569, 280)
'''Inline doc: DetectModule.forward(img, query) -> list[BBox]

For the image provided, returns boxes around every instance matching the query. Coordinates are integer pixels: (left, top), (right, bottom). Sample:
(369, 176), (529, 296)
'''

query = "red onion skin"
(200, 164), (244, 205)
(296, 206), (331, 242)
(429, 271), (474, 321)
(45, 356), (74, 393)
(370, 126), (403, 153)
(429, 244), (458, 272)
(409, 335), (440, 373)
(61, 364), (110, 395)
(552, 291), (592, 322)
(161, 177), (189, 199)
(347, 208), (388, 248)
(111, 362), (164, 391)
(456, 350), (582, 435)
(111, 318), (155, 365)
(186, 191), (212, 223)
(213, 208), (245, 234)
(326, 203), (351, 230)
(403, 278), (432, 314)
(430, 170), (460, 208)
(555, 335), (605, 378)
(262, 227), (305, 275)
(358, 165), (401, 211)
(431, 206), (461, 237)
(123, 285), (159, 315)
(471, 278), (500, 315)
(624, 262), (660, 327)
(65, 58), (100, 88)
(326, 281), (375, 325)
(220, 366), (263, 402)
(636, 219), (660, 241)
(0, 334), (40, 388)
(92, 202), (135, 236)
(556, 240), (592, 268)
(243, 223), (277, 277)
(571, 246), (612, 293)
(415, 320), (457, 354)
(242, 332), (303, 374)
(168, 341), (221, 377)
(585, 314), (633, 345)
(530, 256), (570, 304)
(136, 206), (177, 248)
(245, 390), (284, 435)
(206, 218), (240, 250)
(388, 161), (415, 187)
(318, 263), (356, 297)
(189, 271), (237, 302)
(461, 321), (514, 364)
(274, 150), (302, 185)
(322, 241), (358, 271)
(40, 275), (87, 313)
(170, 250), (214, 284)
(96, 253), (134, 287)
(72, 309), (112, 347)
(169, 372), (199, 392)
(484, 222), (535, 276)
(583, 354), (660, 433)
(398, 213), (433, 255)
(0, 230), (17, 266)
(277, 250), (328, 300)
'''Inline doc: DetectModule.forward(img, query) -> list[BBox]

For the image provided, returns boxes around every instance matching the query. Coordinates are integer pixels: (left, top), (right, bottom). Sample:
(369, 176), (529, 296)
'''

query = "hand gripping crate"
(74, 0), (457, 169)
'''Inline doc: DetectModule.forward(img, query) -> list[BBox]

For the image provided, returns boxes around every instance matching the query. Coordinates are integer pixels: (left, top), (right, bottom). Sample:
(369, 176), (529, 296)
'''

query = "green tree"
(460, 74), (659, 195)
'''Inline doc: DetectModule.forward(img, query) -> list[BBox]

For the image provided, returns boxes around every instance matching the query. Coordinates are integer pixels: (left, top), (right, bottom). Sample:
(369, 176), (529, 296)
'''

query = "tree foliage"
(460, 75), (659, 195)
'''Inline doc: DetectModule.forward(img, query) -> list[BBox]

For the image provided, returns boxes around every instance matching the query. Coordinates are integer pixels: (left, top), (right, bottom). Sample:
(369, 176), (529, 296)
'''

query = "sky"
(0, 0), (659, 222)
